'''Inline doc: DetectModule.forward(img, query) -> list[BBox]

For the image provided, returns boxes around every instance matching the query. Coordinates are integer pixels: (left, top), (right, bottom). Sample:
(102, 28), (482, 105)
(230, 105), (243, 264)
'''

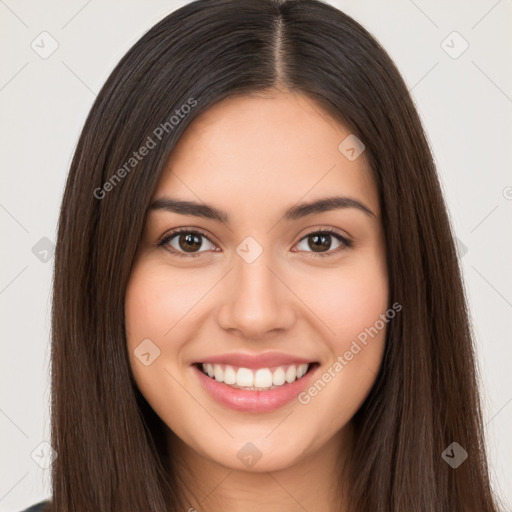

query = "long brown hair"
(49, 0), (501, 510)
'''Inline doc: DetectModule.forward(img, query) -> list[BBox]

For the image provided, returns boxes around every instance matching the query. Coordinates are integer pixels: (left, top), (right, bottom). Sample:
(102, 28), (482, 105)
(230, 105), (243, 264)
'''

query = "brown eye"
(294, 229), (352, 256)
(176, 232), (203, 252)
(159, 229), (216, 257)
(307, 233), (332, 252)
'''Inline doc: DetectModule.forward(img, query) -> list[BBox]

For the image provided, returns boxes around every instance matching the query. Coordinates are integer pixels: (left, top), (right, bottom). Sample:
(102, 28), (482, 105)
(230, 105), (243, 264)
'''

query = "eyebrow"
(150, 195), (375, 223)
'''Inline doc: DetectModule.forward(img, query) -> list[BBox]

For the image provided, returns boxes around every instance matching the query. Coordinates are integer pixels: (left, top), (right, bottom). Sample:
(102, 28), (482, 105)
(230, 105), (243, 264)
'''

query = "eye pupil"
(179, 233), (202, 252)
(309, 233), (331, 252)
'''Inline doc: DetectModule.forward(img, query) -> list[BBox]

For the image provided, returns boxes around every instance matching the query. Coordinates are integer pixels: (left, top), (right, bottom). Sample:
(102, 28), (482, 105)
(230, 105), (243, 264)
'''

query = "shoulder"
(19, 499), (52, 512)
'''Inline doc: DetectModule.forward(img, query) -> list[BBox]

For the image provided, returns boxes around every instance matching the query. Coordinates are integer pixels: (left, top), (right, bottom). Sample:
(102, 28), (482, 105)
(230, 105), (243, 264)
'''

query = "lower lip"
(192, 363), (319, 413)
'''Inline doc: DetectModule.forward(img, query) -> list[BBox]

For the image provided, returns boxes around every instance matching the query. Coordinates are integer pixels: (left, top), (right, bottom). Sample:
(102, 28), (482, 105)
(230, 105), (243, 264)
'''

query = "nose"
(216, 253), (296, 340)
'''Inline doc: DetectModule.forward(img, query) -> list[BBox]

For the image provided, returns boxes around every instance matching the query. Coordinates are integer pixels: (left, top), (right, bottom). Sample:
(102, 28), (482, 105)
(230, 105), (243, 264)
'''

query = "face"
(125, 90), (389, 474)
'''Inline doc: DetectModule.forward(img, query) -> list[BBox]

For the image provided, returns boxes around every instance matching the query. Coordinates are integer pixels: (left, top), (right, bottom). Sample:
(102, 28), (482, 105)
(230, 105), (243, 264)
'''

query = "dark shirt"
(20, 499), (51, 512)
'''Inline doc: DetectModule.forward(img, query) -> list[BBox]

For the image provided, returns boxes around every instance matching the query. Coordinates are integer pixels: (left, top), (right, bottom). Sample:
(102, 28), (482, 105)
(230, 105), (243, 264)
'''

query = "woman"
(22, 0), (502, 510)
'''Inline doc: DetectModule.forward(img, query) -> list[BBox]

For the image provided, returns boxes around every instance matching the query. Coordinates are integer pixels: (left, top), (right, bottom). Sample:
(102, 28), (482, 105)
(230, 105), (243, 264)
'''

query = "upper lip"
(193, 351), (317, 369)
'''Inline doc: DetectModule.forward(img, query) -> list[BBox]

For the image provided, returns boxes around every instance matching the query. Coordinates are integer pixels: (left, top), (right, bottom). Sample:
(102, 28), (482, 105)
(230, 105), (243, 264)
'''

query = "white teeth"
(223, 365), (237, 385)
(272, 367), (286, 386)
(213, 364), (223, 382)
(297, 363), (308, 378)
(254, 368), (273, 388)
(285, 365), (297, 383)
(200, 363), (311, 390)
(236, 367), (254, 387)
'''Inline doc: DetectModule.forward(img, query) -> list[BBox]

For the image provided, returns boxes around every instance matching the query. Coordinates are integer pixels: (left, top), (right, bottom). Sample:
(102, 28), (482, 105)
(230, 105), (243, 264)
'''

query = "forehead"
(155, 91), (379, 219)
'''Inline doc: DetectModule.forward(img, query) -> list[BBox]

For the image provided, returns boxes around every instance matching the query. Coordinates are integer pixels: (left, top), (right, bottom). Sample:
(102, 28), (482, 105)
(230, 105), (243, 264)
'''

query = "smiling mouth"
(195, 362), (319, 391)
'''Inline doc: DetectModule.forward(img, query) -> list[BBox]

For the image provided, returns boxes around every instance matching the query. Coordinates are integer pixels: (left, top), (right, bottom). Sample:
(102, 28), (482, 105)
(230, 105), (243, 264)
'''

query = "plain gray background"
(1, 1), (511, 510)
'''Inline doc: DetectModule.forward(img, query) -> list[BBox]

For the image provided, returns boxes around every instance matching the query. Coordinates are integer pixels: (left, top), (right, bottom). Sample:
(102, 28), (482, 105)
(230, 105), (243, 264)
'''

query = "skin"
(125, 88), (389, 512)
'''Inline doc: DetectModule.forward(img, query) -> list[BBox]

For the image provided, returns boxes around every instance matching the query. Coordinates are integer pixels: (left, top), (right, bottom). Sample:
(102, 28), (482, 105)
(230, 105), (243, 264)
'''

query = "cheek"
(292, 252), (389, 420)
(125, 261), (211, 348)
(293, 250), (389, 349)
(124, 263), (186, 394)
(336, 270), (388, 349)
(124, 263), (195, 434)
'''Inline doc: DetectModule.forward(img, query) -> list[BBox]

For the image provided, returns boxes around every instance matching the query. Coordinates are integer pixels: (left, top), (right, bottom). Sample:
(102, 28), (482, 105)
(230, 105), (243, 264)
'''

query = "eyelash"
(158, 227), (353, 259)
